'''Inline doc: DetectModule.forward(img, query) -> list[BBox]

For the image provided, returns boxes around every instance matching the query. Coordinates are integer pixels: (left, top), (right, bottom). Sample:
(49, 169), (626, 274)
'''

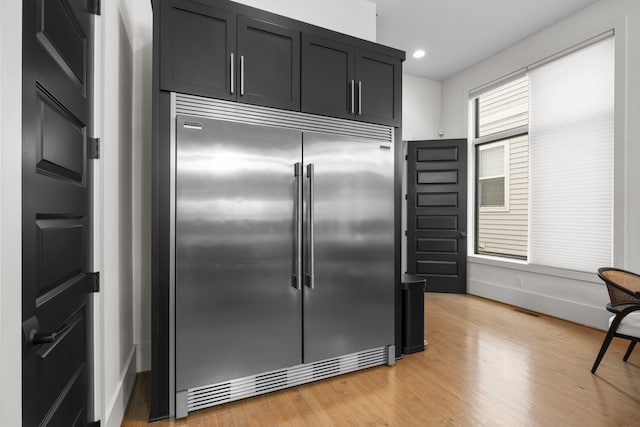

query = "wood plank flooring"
(122, 294), (640, 426)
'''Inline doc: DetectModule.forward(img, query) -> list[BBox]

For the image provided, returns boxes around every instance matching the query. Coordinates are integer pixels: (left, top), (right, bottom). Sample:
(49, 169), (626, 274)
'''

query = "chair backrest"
(598, 267), (640, 309)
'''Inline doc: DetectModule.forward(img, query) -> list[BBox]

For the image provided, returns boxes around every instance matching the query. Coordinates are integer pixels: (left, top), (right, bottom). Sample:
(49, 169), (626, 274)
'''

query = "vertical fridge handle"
(293, 163), (303, 290)
(306, 163), (315, 289)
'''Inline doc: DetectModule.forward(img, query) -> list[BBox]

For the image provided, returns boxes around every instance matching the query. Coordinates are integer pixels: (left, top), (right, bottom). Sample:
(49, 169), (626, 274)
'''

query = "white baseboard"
(468, 278), (610, 330)
(105, 346), (137, 427)
(136, 340), (151, 372)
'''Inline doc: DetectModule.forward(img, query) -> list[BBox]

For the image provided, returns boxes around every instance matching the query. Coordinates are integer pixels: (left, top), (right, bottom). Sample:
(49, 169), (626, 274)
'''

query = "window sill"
(467, 254), (601, 284)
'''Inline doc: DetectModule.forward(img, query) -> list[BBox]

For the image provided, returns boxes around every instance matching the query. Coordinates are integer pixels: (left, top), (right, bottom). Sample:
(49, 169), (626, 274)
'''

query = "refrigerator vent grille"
(186, 346), (389, 412)
(175, 93), (393, 142)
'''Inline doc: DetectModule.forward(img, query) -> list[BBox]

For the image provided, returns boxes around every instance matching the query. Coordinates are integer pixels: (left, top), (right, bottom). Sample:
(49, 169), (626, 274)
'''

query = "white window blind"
(528, 37), (614, 272)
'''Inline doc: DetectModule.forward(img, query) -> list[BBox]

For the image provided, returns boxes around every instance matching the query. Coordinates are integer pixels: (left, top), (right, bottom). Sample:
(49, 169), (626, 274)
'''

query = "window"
(478, 141), (508, 209)
(472, 35), (614, 272)
(474, 76), (528, 259)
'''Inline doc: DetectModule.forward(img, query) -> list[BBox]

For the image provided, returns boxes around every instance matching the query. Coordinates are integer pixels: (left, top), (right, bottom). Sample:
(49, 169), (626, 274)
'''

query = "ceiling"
(372, 0), (600, 81)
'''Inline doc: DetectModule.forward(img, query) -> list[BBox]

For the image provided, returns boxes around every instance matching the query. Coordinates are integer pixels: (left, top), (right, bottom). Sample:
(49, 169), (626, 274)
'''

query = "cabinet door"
(160, 0), (236, 100)
(355, 49), (402, 127)
(237, 16), (300, 110)
(301, 34), (355, 120)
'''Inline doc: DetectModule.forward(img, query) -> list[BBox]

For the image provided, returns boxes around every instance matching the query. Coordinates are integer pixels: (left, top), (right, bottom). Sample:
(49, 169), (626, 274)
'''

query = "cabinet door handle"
(230, 53), (235, 94)
(350, 80), (355, 114)
(240, 55), (245, 96)
(358, 81), (362, 115)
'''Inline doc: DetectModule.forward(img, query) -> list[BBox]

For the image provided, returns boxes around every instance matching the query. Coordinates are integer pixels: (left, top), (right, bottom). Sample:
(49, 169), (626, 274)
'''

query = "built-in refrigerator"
(172, 95), (395, 417)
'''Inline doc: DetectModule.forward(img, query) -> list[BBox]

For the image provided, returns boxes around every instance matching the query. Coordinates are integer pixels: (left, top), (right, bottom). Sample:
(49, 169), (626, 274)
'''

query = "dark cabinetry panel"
(160, 0), (300, 110)
(237, 16), (300, 110)
(356, 50), (401, 127)
(160, 0), (236, 100)
(301, 34), (401, 126)
(301, 35), (355, 120)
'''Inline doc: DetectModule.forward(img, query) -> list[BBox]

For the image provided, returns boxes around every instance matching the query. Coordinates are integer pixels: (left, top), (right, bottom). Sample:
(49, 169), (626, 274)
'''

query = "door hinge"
(405, 154), (408, 160)
(88, 272), (100, 292)
(89, 137), (100, 159)
(87, 0), (101, 15)
(404, 194), (408, 200)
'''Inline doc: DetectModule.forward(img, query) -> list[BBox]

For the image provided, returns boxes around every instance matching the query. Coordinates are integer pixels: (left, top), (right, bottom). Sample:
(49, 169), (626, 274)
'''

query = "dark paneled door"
(22, 0), (95, 425)
(407, 140), (467, 293)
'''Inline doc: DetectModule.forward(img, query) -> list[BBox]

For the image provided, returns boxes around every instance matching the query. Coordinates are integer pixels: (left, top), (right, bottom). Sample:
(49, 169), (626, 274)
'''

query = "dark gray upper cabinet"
(160, 0), (300, 110)
(355, 49), (402, 127)
(160, 0), (236, 101)
(301, 34), (402, 127)
(236, 16), (300, 110)
(301, 35), (355, 121)
(157, 0), (403, 123)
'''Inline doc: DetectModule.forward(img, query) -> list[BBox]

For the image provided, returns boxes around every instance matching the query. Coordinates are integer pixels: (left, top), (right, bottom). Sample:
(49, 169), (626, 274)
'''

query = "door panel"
(407, 139), (467, 293)
(36, 89), (86, 182)
(22, 0), (94, 425)
(38, 0), (86, 88)
(37, 219), (84, 293)
(301, 34), (354, 120)
(175, 116), (303, 390)
(303, 133), (395, 363)
(160, 0), (236, 100)
(237, 15), (300, 110)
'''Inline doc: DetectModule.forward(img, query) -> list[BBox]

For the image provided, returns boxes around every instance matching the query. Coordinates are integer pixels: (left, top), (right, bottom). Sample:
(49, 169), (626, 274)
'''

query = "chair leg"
(591, 328), (618, 374)
(623, 340), (637, 362)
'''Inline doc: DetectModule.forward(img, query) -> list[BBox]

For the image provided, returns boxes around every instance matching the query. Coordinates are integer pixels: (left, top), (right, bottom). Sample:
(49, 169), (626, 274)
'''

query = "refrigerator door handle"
(293, 163), (303, 290)
(305, 163), (315, 289)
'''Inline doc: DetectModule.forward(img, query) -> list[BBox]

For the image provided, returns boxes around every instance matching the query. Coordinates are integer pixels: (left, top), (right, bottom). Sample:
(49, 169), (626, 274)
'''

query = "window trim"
(474, 126), (528, 146)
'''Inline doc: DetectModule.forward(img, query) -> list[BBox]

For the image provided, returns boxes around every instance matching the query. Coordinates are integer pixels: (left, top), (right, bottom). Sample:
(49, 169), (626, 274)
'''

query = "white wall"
(441, 0), (640, 329)
(402, 74), (442, 141)
(123, 0), (153, 374)
(94, 1), (137, 426)
(231, 0), (377, 42)
(0, 1), (22, 425)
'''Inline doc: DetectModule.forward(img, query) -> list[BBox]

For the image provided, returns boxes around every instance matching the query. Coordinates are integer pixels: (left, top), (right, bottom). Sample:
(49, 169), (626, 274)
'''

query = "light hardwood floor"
(122, 294), (640, 426)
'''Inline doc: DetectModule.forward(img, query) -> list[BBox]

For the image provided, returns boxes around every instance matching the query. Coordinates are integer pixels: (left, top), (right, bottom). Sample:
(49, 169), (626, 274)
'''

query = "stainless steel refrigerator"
(173, 97), (395, 417)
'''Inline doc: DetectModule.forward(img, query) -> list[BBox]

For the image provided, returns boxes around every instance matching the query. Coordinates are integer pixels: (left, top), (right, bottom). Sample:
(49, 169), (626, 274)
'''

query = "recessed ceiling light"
(413, 49), (426, 59)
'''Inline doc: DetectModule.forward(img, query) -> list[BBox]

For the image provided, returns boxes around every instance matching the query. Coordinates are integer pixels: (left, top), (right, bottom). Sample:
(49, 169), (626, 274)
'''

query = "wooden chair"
(591, 267), (640, 374)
